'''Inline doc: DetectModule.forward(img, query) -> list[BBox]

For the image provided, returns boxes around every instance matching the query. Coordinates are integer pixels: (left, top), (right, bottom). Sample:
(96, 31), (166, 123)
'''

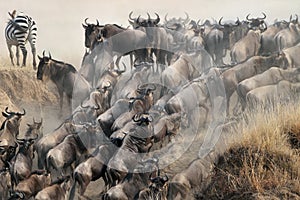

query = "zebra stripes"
(5, 11), (38, 69)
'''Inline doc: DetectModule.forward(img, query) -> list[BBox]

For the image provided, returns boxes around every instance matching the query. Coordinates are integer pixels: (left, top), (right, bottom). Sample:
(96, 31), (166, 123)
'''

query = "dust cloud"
(0, 0), (299, 67)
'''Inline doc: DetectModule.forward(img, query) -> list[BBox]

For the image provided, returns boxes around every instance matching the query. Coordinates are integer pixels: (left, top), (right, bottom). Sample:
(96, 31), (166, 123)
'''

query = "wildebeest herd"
(1, 9), (300, 199)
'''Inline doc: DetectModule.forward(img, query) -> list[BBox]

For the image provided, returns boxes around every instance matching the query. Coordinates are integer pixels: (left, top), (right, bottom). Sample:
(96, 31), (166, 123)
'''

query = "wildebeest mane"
(50, 58), (77, 74)
(112, 24), (127, 30)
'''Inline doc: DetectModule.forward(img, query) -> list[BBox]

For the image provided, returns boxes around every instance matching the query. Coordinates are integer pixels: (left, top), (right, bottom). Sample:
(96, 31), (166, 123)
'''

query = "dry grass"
(197, 100), (300, 199)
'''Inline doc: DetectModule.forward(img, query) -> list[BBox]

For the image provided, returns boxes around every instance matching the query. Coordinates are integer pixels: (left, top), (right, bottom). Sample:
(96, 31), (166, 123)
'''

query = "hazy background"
(0, 0), (299, 67)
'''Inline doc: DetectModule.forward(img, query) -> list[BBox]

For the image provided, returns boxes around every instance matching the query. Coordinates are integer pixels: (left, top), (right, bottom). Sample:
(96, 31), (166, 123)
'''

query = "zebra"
(5, 10), (38, 69)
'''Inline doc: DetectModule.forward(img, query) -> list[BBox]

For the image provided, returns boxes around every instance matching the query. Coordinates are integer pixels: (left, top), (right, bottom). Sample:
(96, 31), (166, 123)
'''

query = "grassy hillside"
(197, 101), (300, 199)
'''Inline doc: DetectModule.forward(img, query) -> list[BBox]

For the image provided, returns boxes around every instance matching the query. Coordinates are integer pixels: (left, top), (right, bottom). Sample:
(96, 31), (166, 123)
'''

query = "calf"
(35, 176), (71, 200)
(9, 170), (51, 199)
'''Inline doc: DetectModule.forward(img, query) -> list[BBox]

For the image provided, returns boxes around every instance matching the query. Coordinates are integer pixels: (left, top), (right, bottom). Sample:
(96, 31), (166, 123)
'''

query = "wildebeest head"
(290, 14), (299, 25)
(16, 136), (37, 154)
(1, 107), (26, 133)
(37, 51), (52, 81)
(25, 118), (43, 139)
(164, 12), (190, 28)
(246, 12), (267, 31)
(132, 113), (153, 126)
(128, 11), (148, 29)
(82, 18), (103, 50)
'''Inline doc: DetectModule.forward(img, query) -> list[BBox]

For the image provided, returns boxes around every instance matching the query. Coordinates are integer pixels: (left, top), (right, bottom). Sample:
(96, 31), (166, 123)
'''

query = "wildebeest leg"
(115, 56), (122, 70)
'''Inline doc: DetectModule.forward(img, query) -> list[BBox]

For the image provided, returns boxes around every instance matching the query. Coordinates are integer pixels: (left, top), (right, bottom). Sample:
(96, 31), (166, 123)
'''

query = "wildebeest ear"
(82, 24), (88, 29)
(162, 174), (169, 182)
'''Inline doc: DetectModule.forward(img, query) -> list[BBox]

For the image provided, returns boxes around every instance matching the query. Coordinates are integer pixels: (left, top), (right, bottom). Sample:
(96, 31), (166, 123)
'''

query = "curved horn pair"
(247, 12), (266, 21)
(84, 18), (100, 26)
(137, 83), (156, 92)
(5, 107), (25, 116)
(147, 13), (160, 24)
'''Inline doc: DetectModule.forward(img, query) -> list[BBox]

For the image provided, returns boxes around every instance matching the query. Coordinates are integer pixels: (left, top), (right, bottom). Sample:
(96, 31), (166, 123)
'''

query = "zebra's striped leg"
(30, 41), (37, 70)
(20, 46), (27, 67)
(16, 46), (20, 66)
(7, 44), (15, 66)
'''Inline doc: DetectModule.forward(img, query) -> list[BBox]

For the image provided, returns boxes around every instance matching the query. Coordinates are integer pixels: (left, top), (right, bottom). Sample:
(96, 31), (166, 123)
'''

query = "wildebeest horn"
(84, 18), (90, 25)
(96, 19), (100, 26)
(137, 83), (156, 92)
(116, 62), (127, 74)
(147, 12), (151, 21)
(164, 13), (169, 23)
(235, 17), (240, 26)
(163, 174), (169, 182)
(246, 14), (253, 21)
(132, 114), (141, 122)
(42, 50), (45, 57)
(48, 52), (52, 59)
(296, 14), (299, 23)
(154, 13), (160, 24)
(183, 12), (190, 24)
(259, 12), (266, 20)
(137, 15), (141, 24)
(219, 17), (224, 26)
(5, 107), (12, 115)
(129, 11), (135, 20)
(80, 101), (89, 109)
(196, 19), (201, 26)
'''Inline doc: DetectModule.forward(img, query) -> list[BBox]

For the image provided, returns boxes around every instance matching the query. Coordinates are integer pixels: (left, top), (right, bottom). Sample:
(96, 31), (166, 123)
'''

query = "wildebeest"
(245, 12), (267, 31)
(138, 174), (169, 200)
(274, 21), (300, 52)
(230, 30), (261, 64)
(280, 42), (300, 68)
(161, 50), (214, 92)
(35, 176), (71, 200)
(36, 120), (86, 169)
(237, 67), (300, 110)
(111, 83), (156, 132)
(103, 157), (159, 200)
(69, 143), (116, 199)
(153, 113), (181, 148)
(136, 13), (173, 71)
(110, 62), (152, 104)
(0, 167), (11, 200)
(8, 170), (51, 200)
(167, 158), (213, 200)
(11, 137), (37, 188)
(37, 52), (92, 115)
(165, 68), (223, 126)
(0, 107), (25, 162)
(259, 19), (289, 55)
(24, 118), (43, 139)
(82, 18), (103, 51)
(246, 80), (300, 107)
(107, 113), (154, 186)
(46, 131), (90, 179)
(221, 54), (285, 115)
